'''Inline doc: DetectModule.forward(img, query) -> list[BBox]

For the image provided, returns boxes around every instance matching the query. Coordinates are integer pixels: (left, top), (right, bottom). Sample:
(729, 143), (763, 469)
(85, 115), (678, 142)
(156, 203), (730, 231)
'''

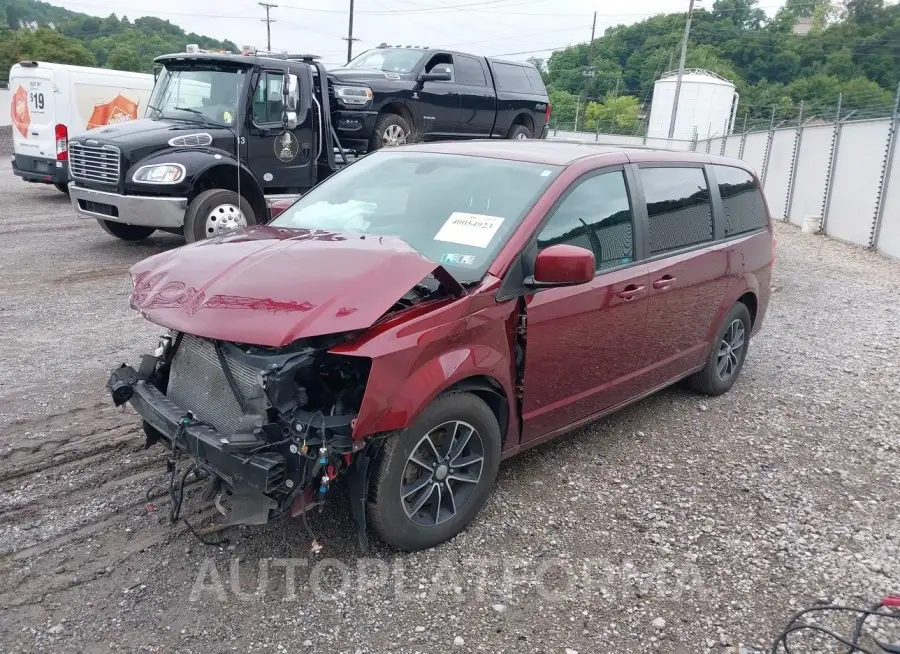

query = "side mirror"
(282, 110), (298, 130)
(527, 244), (595, 287)
(283, 73), (299, 111)
(416, 70), (452, 83)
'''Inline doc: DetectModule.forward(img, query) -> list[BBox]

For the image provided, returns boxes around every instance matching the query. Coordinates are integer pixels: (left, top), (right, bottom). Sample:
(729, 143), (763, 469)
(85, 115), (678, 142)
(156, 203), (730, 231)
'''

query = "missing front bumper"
(108, 365), (284, 525)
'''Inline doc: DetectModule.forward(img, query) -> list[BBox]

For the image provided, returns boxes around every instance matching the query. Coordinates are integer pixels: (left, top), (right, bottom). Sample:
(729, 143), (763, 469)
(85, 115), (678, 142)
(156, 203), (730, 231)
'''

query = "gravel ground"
(1, 162), (899, 654)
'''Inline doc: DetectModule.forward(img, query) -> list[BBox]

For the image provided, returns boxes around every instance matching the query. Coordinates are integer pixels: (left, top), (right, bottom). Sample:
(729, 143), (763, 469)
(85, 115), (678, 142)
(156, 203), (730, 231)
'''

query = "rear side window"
(537, 171), (634, 270)
(640, 167), (713, 255)
(524, 67), (547, 94)
(456, 55), (487, 86)
(713, 165), (768, 236)
(492, 62), (532, 92)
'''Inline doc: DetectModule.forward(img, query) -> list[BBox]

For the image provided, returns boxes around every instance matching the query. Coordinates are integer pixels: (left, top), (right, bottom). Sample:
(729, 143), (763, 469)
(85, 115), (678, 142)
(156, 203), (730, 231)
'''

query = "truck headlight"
(334, 85), (373, 106)
(132, 163), (186, 184)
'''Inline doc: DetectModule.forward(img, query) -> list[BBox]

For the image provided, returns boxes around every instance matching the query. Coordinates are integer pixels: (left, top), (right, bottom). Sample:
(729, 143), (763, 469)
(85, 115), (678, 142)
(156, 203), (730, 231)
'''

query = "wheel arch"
(444, 376), (510, 448)
(379, 102), (416, 140)
(191, 163), (267, 222)
(510, 112), (535, 135)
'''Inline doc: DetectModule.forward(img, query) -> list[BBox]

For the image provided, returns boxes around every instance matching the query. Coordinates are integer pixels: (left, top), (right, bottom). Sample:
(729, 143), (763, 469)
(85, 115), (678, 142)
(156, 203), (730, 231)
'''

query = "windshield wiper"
(173, 106), (211, 126)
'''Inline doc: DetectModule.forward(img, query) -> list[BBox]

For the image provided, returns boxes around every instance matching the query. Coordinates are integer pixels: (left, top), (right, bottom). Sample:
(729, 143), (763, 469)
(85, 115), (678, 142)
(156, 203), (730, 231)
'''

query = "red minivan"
(109, 141), (774, 551)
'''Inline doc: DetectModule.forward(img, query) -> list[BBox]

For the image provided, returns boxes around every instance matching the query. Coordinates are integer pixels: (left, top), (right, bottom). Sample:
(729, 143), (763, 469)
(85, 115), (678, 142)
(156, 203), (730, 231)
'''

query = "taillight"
(55, 124), (68, 161)
(545, 103), (552, 123)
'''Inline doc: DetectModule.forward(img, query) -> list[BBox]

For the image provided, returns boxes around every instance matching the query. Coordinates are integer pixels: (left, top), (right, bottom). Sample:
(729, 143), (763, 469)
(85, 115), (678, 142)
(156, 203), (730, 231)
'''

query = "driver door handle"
(617, 284), (645, 301)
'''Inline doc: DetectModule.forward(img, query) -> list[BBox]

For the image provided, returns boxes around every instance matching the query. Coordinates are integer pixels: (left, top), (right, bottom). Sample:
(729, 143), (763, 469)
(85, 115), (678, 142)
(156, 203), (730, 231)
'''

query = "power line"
(258, 2), (277, 51)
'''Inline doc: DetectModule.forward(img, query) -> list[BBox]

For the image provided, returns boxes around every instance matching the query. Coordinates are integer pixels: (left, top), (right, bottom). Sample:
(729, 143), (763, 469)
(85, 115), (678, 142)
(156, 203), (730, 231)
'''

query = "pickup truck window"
(456, 55), (487, 86)
(271, 151), (561, 283)
(492, 62), (532, 93)
(345, 48), (425, 74)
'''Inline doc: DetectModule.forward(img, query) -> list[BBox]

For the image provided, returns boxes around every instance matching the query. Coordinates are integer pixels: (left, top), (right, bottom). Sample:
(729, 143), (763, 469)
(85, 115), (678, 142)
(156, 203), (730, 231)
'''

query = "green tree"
(106, 44), (141, 72)
(6, 1), (19, 30)
(549, 89), (576, 126)
(585, 95), (641, 132)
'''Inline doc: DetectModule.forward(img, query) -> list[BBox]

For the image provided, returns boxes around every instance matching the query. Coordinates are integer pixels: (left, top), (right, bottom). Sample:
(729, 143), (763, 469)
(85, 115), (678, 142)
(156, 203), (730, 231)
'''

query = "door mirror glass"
(529, 244), (595, 287)
(283, 73), (299, 111)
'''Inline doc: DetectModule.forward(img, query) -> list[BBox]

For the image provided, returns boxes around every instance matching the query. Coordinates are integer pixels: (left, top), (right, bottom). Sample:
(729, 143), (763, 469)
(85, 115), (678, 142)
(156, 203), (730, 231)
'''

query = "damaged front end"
(108, 330), (375, 548)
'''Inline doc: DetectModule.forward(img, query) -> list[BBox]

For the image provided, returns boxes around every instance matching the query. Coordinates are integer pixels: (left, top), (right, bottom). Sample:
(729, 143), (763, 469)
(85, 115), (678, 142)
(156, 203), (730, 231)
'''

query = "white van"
(9, 61), (155, 193)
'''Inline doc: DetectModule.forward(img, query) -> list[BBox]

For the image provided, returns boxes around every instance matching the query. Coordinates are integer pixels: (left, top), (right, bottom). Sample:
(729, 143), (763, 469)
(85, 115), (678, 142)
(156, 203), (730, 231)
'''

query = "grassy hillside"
(1, 0), (238, 81)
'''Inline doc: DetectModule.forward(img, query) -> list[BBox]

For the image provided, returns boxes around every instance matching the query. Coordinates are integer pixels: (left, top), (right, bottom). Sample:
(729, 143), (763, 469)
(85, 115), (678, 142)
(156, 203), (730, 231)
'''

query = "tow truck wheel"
(369, 113), (411, 150)
(366, 391), (502, 552)
(97, 219), (156, 241)
(184, 189), (256, 243)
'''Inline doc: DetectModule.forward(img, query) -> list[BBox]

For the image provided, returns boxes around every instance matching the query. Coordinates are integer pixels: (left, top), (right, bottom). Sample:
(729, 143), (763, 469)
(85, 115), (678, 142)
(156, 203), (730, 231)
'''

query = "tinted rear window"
(640, 167), (714, 254)
(456, 55), (487, 86)
(713, 165), (768, 236)
(525, 67), (547, 94)
(492, 62), (533, 93)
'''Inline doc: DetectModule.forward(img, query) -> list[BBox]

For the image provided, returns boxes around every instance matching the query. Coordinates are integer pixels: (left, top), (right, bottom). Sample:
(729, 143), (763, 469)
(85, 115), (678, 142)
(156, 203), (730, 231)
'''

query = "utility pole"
(259, 2), (277, 51)
(579, 10), (597, 132)
(343, 0), (360, 64)
(667, 0), (696, 139)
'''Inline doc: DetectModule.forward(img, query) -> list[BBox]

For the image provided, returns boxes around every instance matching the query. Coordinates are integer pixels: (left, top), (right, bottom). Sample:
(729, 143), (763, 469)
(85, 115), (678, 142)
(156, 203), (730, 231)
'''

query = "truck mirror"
(416, 71), (452, 83)
(283, 73), (299, 112)
(283, 110), (298, 130)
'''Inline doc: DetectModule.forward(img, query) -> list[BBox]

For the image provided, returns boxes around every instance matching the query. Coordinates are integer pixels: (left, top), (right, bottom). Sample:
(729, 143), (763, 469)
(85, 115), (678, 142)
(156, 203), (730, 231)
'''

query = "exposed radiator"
(167, 335), (261, 436)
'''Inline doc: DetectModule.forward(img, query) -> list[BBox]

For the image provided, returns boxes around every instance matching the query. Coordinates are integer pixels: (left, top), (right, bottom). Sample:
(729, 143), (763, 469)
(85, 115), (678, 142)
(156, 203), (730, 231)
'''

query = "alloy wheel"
(401, 420), (484, 527)
(382, 124), (408, 146)
(716, 319), (746, 380)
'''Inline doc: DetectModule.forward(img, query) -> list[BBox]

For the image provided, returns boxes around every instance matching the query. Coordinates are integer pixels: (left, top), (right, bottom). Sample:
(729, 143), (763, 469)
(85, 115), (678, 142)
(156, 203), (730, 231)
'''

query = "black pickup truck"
(327, 44), (551, 152)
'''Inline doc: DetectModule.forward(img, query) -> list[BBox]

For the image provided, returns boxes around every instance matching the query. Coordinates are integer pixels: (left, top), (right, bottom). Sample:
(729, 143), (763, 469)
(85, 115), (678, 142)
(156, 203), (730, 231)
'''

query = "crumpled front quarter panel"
(332, 289), (520, 449)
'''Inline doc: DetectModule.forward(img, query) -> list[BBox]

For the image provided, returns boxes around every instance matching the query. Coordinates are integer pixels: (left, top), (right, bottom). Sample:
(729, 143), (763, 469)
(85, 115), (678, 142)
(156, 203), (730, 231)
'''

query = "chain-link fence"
(547, 87), (900, 259)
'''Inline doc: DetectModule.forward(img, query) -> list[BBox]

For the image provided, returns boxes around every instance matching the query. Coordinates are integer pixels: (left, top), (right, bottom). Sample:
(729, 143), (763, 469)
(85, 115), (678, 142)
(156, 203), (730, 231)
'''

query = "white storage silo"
(647, 69), (739, 141)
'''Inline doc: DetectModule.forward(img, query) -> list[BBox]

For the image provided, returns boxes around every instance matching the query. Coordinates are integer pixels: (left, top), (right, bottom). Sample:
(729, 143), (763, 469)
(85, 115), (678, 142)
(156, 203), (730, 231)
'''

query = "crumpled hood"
(129, 226), (460, 347)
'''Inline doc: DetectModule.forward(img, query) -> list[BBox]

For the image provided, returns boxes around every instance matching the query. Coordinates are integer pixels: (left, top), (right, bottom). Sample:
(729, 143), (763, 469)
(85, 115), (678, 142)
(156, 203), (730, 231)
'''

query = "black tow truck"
(67, 49), (351, 242)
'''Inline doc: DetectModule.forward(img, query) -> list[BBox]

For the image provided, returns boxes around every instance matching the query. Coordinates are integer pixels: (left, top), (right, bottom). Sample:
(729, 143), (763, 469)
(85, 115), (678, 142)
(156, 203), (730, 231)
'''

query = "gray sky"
(57, 0), (789, 66)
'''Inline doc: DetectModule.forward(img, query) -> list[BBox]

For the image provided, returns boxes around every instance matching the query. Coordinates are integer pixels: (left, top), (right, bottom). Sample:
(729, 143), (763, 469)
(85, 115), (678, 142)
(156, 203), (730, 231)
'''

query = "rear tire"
(368, 113), (411, 151)
(507, 123), (532, 139)
(690, 302), (752, 396)
(183, 189), (256, 243)
(97, 219), (155, 241)
(367, 391), (501, 552)
(54, 183), (70, 195)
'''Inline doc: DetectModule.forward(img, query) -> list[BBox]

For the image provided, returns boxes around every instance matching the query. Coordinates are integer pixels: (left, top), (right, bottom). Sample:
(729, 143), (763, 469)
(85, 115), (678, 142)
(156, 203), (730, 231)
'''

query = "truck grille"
(167, 335), (261, 436)
(69, 141), (121, 186)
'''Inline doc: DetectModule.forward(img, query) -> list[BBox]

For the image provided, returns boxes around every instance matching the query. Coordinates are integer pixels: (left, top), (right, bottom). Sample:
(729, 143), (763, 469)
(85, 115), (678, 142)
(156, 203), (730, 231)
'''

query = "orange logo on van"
(11, 86), (30, 138)
(87, 93), (139, 130)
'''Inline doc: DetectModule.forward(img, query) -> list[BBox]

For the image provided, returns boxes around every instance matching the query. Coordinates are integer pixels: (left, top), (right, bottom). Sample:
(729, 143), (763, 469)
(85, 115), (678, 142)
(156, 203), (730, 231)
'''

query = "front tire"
(369, 113), (411, 151)
(97, 219), (155, 241)
(690, 302), (752, 396)
(367, 391), (502, 551)
(183, 189), (256, 243)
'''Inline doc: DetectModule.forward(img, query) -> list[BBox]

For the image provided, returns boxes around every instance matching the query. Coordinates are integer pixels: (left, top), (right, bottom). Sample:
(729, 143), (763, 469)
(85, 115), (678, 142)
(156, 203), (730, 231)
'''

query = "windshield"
(271, 151), (561, 283)
(147, 64), (248, 126)
(344, 48), (425, 74)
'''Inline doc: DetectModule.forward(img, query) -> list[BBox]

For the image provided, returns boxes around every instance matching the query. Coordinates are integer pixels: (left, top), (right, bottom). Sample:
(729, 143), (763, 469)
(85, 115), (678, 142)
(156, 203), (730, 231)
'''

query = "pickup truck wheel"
(96, 219), (155, 241)
(507, 124), (532, 139)
(369, 114), (411, 150)
(367, 391), (501, 552)
(184, 189), (256, 243)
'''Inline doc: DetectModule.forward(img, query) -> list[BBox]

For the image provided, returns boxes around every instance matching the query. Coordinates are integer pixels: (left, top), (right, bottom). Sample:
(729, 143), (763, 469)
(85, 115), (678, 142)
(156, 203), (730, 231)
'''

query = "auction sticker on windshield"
(434, 212), (504, 249)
